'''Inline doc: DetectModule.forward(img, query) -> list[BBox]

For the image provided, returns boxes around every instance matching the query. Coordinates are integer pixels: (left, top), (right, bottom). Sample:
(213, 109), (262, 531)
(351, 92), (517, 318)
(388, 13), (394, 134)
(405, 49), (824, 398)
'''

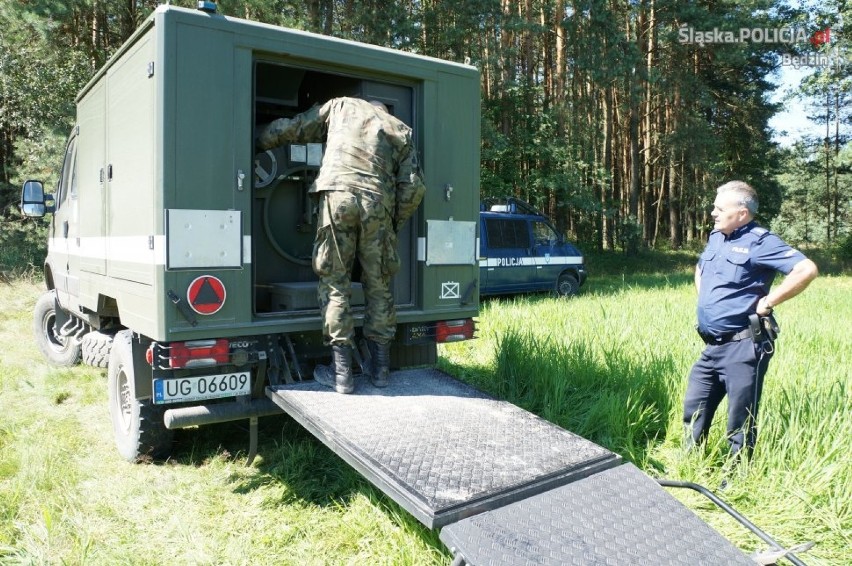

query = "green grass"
(1, 252), (850, 564)
(440, 263), (851, 565)
(0, 282), (445, 565)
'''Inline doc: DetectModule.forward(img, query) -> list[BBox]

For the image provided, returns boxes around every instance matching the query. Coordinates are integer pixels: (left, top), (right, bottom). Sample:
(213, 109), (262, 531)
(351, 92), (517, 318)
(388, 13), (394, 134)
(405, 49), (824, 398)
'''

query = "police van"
(479, 198), (586, 297)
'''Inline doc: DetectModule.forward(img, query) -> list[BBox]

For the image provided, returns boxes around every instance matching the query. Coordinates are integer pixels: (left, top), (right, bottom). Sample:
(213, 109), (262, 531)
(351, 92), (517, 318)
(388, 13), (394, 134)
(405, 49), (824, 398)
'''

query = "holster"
(748, 313), (780, 342)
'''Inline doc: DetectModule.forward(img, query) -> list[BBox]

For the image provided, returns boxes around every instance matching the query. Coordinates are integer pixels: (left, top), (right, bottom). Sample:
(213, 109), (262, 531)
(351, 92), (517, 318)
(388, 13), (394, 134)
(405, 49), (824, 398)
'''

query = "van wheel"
(82, 330), (116, 368)
(556, 273), (580, 297)
(108, 330), (173, 462)
(33, 290), (81, 366)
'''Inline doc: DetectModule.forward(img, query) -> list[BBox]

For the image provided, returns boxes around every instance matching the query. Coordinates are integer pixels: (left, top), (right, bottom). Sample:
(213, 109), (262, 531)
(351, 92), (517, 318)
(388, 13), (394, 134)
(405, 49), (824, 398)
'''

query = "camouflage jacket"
(257, 97), (425, 230)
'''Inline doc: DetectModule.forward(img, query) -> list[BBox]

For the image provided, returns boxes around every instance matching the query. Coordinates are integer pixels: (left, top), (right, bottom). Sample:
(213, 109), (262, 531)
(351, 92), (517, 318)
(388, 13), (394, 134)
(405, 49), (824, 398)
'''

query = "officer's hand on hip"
(756, 296), (774, 316)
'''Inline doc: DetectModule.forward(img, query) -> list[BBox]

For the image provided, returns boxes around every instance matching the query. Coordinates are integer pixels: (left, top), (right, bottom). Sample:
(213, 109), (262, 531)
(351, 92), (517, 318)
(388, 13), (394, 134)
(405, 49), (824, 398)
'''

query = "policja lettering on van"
(496, 257), (525, 267)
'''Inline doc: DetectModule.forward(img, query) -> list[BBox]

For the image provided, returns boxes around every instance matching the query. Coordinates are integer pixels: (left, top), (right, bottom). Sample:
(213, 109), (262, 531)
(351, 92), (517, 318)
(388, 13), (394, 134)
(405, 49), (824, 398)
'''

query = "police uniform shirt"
(696, 221), (805, 337)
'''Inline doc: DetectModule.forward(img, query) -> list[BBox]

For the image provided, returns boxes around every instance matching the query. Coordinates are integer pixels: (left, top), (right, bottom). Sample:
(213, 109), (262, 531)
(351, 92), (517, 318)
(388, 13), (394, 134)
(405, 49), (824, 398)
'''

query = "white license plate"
(153, 372), (251, 404)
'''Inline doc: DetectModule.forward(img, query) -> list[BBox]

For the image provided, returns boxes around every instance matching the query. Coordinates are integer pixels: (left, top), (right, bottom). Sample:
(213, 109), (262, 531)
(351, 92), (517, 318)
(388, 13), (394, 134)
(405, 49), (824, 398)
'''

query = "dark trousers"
(683, 338), (773, 456)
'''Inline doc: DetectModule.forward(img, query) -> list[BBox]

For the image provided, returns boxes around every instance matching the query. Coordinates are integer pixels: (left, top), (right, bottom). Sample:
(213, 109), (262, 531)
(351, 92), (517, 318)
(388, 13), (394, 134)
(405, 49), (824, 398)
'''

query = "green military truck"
(21, 3), (479, 463)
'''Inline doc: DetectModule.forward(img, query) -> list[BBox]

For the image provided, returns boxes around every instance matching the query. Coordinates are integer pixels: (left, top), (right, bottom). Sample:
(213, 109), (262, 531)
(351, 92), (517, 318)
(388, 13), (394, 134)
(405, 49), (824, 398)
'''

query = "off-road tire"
(108, 330), (173, 462)
(556, 272), (580, 297)
(33, 290), (81, 366)
(81, 330), (116, 368)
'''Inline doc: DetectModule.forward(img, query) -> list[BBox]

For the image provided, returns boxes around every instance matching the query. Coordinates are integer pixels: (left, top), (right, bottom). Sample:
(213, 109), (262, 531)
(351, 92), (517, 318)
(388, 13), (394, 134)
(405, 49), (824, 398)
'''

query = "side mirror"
(20, 180), (52, 217)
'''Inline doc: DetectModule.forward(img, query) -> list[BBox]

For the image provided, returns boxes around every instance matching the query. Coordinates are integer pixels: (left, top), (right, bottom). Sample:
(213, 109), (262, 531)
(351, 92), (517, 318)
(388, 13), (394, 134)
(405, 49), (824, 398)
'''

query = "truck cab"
(479, 198), (586, 297)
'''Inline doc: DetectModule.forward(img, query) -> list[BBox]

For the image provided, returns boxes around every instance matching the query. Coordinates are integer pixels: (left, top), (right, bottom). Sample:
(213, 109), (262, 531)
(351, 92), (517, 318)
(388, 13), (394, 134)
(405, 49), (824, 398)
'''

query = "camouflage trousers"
(313, 190), (400, 346)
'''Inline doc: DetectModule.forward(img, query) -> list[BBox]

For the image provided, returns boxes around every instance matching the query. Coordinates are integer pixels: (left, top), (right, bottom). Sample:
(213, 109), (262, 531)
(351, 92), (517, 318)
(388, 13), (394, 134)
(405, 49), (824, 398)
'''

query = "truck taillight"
(147, 339), (230, 369)
(436, 319), (475, 343)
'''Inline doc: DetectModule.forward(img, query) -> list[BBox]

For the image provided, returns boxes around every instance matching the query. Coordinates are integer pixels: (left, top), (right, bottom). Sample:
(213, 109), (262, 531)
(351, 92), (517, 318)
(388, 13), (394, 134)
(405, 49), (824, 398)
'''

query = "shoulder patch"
(750, 226), (771, 242)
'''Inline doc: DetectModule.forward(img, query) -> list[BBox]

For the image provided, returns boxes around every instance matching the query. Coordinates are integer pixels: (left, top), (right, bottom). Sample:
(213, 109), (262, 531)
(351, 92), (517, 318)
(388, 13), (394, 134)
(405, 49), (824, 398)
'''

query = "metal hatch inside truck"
(251, 62), (417, 317)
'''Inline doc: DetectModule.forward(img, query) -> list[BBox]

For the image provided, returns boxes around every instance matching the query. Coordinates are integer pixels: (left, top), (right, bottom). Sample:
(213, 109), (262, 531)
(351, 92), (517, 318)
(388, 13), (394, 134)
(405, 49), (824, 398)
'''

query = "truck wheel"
(556, 273), (580, 297)
(108, 330), (173, 462)
(33, 290), (81, 366)
(81, 330), (116, 368)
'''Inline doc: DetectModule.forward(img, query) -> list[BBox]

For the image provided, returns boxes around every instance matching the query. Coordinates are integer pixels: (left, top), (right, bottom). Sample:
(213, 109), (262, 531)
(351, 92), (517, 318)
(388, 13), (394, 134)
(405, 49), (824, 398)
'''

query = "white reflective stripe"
(478, 256), (583, 267)
(49, 236), (252, 265)
(417, 237), (426, 261)
(47, 238), (68, 253)
(72, 236), (164, 264)
(76, 237), (104, 258)
(110, 236), (165, 265)
(243, 235), (252, 264)
(50, 236), (165, 264)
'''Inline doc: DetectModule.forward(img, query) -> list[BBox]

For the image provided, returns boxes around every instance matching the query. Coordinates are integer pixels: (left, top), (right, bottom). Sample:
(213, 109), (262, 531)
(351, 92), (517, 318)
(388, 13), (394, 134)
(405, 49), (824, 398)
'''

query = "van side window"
(533, 221), (557, 244)
(56, 136), (78, 209)
(485, 218), (530, 249)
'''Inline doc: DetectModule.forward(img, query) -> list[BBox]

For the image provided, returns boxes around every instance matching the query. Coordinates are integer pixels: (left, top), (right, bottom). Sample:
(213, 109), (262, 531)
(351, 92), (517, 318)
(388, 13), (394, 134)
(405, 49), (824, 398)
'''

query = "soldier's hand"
(257, 117), (292, 150)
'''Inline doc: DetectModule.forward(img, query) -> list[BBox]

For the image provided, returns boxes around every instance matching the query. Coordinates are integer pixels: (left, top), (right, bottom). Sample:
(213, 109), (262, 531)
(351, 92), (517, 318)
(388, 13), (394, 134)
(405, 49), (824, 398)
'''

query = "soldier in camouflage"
(257, 97), (425, 394)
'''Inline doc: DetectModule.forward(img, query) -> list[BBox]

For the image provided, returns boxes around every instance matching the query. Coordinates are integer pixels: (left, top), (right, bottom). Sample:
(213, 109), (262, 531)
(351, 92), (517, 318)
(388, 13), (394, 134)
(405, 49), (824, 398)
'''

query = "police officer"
(683, 181), (818, 457)
(258, 97), (425, 394)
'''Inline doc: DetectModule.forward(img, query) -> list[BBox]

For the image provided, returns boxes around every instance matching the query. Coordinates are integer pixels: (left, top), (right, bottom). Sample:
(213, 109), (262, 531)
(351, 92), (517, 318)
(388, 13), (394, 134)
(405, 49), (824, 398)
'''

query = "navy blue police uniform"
(683, 220), (806, 455)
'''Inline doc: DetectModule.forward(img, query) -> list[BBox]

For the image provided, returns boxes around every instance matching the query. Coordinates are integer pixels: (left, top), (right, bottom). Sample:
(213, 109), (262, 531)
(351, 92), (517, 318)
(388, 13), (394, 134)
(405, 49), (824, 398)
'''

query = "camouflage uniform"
(258, 97), (425, 346)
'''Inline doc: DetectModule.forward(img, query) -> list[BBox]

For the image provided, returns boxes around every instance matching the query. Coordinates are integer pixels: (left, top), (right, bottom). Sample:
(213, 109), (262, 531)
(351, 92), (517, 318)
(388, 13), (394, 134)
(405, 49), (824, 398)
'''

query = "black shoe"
(366, 340), (390, 388)
(313, 345), (354, 394)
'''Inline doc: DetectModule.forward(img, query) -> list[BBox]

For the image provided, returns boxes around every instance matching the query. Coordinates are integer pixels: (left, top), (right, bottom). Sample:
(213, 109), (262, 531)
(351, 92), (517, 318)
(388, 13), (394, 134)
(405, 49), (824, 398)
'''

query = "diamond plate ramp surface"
(266, 368), (620, 528)
(440, 463), (754, 565)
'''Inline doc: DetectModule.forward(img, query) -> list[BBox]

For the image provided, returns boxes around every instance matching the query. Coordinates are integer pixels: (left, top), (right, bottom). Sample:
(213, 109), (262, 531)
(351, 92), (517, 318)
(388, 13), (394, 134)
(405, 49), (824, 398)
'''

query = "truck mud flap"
(266, 368), (620, 529)
(440, 463), (754, 565)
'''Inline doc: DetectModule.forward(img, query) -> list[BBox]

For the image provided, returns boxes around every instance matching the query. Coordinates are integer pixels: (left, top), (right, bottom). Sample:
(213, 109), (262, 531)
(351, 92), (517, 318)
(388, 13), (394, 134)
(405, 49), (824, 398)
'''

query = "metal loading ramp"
(266, 368), (620, 528)
(440, 463), (754, 565)
(266, 369), (754, 563)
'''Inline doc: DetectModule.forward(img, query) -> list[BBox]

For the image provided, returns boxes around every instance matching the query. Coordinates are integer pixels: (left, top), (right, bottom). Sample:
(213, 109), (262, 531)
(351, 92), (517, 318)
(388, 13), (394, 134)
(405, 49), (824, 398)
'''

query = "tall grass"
(440, 271), (851, 564)
(0, 282), (446, 565)
(1, 259), (849, 564)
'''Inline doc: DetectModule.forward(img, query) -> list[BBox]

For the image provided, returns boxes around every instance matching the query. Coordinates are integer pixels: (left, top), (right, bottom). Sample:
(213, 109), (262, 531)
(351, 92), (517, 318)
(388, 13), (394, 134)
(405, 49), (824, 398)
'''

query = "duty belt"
(697, 327), (752, 345)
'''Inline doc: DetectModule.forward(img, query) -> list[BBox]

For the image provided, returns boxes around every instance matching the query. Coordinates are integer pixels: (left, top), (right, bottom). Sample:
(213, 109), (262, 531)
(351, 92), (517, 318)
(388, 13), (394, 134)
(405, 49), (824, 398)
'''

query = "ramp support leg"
(283, 335), (303, 381)
(657, 479), (808, 566)
(246, 416), (259, 466)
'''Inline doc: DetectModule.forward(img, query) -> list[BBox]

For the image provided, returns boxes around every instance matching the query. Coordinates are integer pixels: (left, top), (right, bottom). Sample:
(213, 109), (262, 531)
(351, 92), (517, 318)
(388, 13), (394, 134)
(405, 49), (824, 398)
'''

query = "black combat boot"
(367, 340), (390, 388)
(313, 345), (354, 394)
